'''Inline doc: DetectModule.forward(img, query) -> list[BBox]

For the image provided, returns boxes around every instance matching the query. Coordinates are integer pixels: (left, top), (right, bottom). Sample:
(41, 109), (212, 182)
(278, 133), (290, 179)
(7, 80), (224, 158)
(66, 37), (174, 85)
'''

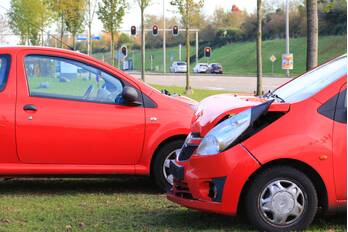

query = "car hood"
(191, 94), (290, 136)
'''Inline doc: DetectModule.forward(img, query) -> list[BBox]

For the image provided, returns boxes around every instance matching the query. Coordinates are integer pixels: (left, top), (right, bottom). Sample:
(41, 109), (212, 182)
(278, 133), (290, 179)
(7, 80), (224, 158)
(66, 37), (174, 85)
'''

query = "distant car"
(193, 63), (209, 73)
(170, 61), (187, 73)
(209, 63), (223, 74)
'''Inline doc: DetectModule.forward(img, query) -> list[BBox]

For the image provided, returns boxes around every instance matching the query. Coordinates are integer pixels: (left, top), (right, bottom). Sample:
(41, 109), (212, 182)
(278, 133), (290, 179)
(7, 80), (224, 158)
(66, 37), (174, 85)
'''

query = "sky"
(0, 0), (256, 42)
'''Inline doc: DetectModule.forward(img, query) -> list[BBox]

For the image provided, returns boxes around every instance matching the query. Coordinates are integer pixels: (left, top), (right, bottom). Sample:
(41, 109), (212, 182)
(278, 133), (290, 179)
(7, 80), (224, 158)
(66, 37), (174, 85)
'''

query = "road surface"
(129, 73), (292, 93)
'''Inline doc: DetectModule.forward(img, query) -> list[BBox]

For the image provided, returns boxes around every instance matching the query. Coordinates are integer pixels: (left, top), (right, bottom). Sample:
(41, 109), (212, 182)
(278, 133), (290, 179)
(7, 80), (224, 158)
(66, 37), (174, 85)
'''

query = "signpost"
(270, 55), (276, 77)
(282, 54), (294, 71)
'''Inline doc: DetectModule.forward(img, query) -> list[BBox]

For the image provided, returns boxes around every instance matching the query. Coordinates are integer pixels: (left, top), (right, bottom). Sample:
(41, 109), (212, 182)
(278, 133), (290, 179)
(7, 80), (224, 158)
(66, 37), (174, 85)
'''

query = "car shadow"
(0, 176), (159, 195)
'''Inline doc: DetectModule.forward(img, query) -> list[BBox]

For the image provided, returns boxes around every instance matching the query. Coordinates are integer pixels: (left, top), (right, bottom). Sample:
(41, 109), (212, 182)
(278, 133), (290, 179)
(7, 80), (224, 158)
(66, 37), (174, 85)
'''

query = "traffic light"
(172, 25), (179, 36)
(131, 26), (136, 36)
(121, 46), (128, 58)
(152, 25), (159, 36)
(204, 47), (212, 58)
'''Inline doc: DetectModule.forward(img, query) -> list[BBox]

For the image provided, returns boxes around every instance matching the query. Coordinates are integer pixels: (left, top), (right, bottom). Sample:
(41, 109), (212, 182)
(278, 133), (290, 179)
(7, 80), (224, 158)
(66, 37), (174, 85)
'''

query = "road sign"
(282, 54), (294, 70)
(92, 35), (101, 41)
(270, 55), (276, 63)
(76, 36), (87, 41)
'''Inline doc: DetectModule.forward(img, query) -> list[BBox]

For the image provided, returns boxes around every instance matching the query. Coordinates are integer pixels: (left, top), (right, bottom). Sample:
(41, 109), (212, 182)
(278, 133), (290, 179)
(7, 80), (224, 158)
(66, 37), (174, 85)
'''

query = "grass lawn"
(0, 86), (346, 232)
(93, 35), (347, 76)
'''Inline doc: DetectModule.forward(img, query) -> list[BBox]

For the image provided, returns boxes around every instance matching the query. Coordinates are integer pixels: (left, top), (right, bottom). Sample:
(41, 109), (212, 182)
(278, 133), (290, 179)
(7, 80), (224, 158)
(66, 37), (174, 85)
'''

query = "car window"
(335, 88), (347, 123)
(272, 56), (347, 103)
(177, 62), (186, 66)
(25, 55), (124, 104)
(0, 55), (10, 91)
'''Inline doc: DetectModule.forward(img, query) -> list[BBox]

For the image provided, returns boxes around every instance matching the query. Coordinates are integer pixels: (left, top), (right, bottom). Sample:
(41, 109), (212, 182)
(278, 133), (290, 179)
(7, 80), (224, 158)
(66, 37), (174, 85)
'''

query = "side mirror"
(122, 86), (142, 106)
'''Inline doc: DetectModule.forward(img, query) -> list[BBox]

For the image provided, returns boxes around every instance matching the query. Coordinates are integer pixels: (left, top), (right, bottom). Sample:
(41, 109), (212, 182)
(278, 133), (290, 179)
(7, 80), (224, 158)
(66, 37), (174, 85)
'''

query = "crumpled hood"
(191, 94), (289, 136)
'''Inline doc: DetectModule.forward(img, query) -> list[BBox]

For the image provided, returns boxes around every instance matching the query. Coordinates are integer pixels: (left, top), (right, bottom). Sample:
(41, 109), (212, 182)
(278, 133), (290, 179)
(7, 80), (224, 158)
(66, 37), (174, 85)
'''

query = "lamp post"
(285, 0), (290, 77)
(163, 0), (166, 73)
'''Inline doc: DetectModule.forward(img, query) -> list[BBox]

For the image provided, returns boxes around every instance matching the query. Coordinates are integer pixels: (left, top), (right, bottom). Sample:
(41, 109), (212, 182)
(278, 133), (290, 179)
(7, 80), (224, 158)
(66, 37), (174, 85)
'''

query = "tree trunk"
(185, 2), (192, 95)
(73, 34), (76, 51)
(306, 0), (318, 71)
(141, 7), (146, 81)
(60, 15), (64, 48)
(256, 0), (263, 96)
(88, 21), (92, 55)
(111, 32), (115, 66)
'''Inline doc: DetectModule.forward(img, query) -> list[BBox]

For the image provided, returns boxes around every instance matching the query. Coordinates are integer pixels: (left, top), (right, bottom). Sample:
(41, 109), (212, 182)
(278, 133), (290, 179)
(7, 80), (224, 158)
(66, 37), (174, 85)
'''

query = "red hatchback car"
(168, 55), (347, 231)
(0, 46), (195, 191)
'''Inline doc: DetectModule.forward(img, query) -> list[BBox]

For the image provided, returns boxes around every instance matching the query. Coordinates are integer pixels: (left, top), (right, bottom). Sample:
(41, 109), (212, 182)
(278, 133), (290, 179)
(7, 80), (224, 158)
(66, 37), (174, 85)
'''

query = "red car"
(168, 55), (347, 231)
(0, 46), (195, 191)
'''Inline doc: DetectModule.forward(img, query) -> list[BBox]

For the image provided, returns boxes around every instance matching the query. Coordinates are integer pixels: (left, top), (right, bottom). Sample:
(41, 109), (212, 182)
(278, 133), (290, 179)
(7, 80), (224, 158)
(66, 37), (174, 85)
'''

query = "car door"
(332, 84), (347, 200)
(16, 51), (145, 165)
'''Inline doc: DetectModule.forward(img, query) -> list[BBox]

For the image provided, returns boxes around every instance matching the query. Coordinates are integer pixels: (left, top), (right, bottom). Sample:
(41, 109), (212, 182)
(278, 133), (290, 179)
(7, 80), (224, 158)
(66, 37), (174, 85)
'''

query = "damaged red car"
(168, 55), (347, 231)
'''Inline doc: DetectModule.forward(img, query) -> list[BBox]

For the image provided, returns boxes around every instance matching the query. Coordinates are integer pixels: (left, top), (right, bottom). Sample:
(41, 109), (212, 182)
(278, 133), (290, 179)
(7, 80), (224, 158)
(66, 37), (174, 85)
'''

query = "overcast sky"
(0, 0), (256, 36)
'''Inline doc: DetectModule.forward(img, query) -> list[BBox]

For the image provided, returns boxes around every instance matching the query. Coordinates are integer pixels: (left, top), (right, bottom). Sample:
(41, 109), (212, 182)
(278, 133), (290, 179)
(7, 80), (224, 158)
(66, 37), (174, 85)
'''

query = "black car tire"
(152, 140), (184, 192)
(244, 166), (318, 232)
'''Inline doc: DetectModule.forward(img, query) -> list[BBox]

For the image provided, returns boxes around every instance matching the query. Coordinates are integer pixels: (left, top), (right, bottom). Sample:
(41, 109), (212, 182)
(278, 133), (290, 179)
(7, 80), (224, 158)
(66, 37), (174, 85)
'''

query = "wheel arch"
(149, 134), (187, 178)
(238, 158), (328, 214)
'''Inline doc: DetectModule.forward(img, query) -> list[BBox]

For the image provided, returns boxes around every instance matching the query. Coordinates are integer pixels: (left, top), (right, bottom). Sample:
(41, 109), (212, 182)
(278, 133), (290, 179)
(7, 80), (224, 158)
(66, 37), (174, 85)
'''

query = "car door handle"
(23, 104), (37, 111)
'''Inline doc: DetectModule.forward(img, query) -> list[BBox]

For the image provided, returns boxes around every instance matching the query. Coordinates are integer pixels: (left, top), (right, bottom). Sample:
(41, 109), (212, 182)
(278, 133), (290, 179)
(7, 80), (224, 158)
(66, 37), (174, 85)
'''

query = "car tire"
(152, 140), (184, 192)
(244, 166), (318, 232)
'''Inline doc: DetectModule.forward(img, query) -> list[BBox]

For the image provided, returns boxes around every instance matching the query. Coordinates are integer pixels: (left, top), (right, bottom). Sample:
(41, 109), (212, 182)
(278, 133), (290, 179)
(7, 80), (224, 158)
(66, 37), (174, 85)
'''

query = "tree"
(8, 0), (51, 45)
(0, 14), (9, 45)
(97, 0), (127, 66)
(136, 0), (151, 81)
(306, 0), (318, 70)
(86, 0), (98, 55)
(64, 0), (86, 50)
(256, 0), (263, 95)
(170, 0), (204, 94)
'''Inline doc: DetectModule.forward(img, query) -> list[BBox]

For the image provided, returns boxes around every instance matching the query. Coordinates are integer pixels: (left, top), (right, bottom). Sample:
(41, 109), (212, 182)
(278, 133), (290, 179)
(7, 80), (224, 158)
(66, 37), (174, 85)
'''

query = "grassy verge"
(0, 178), (346, 232)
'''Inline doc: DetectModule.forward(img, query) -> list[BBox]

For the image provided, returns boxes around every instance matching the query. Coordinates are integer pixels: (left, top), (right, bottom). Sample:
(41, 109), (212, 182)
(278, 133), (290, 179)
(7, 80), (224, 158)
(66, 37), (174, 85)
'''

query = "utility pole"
(285, 0), (290, 77)
(195, 31), (199, 64)
(162, 0), (166, 73)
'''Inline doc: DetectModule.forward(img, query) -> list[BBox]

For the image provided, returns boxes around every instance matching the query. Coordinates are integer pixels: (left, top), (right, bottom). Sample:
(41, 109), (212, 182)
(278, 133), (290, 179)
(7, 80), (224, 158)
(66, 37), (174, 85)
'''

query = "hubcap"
(259, 179), (305, 226)
(163, 149), (181, 186)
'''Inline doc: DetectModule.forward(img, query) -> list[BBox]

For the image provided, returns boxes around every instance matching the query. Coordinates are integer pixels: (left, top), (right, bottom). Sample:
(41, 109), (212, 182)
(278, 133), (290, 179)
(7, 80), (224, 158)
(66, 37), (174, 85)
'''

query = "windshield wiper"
(269, 93), (285, 103)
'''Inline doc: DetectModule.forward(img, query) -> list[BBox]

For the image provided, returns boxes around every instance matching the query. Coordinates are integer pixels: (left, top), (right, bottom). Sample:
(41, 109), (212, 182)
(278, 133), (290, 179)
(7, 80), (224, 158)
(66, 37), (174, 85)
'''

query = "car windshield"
(177, 62), (186, 66)
(270, 55), (347, 103)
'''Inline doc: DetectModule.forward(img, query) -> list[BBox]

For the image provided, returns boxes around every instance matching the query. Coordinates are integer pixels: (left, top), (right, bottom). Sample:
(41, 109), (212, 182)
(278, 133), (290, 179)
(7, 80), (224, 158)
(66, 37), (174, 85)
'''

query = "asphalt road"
(130, 73), (292, 93)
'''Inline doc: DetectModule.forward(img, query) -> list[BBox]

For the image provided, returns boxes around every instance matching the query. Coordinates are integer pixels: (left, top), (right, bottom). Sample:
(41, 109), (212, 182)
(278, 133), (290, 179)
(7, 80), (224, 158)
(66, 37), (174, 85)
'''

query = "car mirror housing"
(122, 86), (142, 106)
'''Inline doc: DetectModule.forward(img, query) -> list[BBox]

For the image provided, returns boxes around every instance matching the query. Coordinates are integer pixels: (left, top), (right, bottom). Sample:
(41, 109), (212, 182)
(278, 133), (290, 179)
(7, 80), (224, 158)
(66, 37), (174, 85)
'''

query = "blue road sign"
(76, 36), (87, 41)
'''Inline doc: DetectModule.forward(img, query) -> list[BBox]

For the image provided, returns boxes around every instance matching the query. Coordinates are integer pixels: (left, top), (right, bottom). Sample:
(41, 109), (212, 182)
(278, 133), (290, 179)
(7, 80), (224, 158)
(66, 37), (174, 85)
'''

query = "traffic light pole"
(163, 0), (166, 73)
(196, 31), (199, 64)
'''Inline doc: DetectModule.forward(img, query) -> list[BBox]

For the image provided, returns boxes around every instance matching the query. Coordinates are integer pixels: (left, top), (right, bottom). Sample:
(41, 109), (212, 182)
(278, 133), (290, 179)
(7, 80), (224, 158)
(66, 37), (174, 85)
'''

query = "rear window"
(177, 62), (186, 66)
(0, 55), (11, 91)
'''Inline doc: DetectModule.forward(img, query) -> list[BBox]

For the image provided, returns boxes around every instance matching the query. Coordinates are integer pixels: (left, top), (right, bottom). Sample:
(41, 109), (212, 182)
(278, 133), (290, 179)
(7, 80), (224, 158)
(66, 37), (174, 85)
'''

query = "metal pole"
(285, 0), (290, 77)
(179, 43), (182, 61)
(196, 31), (199, 64)
(162, 0), (166, 73)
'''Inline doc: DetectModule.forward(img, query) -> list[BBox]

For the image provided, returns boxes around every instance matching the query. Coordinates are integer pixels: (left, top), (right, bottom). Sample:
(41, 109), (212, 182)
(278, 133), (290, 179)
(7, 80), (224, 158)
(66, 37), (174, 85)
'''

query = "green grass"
(0, 85), (346, 231)
(152, 84), (233, 101)
(0, 178), (346, 232)
(94, 35), (347, 76)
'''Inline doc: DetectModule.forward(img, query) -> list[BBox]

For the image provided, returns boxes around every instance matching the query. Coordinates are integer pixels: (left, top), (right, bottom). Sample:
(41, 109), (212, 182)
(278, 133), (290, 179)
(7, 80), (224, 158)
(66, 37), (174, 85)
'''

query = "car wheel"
(244, 166), (318, 232)
(152, 140), (184, 192)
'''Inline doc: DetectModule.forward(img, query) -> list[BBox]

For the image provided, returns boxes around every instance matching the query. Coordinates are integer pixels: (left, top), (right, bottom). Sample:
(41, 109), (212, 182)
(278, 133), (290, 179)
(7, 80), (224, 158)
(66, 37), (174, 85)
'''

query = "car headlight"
(196, 109), (251, 156)
(196, 100), (273, 156)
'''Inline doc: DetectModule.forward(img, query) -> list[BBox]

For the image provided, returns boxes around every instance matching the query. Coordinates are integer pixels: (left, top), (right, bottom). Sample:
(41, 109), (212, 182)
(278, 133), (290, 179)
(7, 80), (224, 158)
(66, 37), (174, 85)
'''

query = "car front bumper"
(167, 144), (260, 215)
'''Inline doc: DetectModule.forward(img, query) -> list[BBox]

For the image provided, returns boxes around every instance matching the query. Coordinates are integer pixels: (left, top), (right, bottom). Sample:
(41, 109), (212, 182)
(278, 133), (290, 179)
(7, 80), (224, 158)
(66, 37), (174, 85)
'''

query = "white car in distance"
(170, 61), (187, 73)
(193, 63), (209, 73)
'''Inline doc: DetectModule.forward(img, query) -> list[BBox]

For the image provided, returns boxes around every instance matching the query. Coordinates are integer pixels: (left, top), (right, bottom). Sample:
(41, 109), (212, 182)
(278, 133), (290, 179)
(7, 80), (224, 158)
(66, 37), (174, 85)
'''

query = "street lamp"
(285, 0), (290, 77)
